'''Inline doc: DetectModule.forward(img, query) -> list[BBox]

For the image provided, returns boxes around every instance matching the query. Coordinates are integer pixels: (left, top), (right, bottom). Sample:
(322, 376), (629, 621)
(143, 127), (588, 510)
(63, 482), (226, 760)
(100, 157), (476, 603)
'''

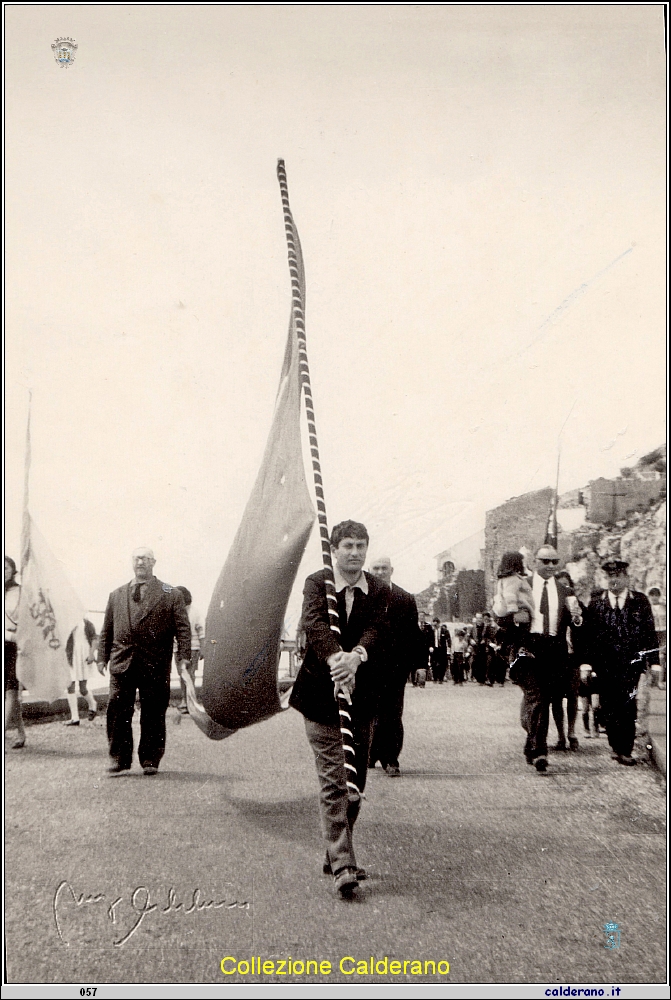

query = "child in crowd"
(451, 628), (467, 684)
(492, 551), (535, 668)
(493, 551), (535, 621)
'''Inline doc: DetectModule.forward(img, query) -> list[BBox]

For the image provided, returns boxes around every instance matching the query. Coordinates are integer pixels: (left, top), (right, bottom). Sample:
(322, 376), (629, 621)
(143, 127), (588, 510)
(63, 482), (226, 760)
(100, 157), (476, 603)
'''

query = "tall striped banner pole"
(276, 159), (360, 803)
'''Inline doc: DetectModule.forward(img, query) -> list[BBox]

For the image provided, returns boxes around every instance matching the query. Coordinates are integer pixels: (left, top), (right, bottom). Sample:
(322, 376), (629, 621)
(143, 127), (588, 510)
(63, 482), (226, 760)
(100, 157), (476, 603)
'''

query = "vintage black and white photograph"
(4, 5), (667, 995)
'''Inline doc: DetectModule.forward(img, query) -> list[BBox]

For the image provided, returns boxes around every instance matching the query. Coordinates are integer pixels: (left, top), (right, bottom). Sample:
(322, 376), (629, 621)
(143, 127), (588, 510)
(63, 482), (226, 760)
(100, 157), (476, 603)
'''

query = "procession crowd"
(4, 524), (665, 900)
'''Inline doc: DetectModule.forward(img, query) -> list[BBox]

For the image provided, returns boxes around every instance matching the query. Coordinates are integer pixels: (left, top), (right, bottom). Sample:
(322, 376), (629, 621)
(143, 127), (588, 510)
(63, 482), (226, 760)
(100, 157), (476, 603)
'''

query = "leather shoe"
(568, 736), (579, 751)
(534, 757), (548, 772)
(553, 740), (567, 751)
(323, 857), (367, 880)
(62, 719), (80, 726)
(108, 762), (130, 774)
(87, 710), (97, 722)
(615, 754), (636, 766)
(333, 868), (358, 897)
(384, 765), (401, 777)
(142, 765), (159, 776)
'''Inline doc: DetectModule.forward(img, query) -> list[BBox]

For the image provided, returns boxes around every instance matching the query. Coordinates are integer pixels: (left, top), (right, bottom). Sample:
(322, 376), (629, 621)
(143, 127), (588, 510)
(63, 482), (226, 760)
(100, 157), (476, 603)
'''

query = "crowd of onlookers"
(414, 556), (665, 763)
(413, 612), (507, 688)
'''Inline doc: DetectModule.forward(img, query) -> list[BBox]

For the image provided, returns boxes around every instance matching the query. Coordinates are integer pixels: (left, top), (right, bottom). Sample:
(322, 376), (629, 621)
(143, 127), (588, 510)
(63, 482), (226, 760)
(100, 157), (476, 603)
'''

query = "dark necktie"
(132, 584), (143, 603)
(540, 580), (550, 635)
(614, 598), (625, 641)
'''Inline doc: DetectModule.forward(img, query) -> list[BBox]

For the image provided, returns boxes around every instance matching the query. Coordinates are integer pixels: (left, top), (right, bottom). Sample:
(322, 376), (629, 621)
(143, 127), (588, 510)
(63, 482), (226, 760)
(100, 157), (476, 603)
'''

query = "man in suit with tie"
(289, 521), (387, 897)
(429, 617), (452, 684)
(367, 555), (422, 776)
(98, 547), (192, 775)
(511, 544), (580, 773)
(580, 558), (658, 765)
(414, 615), (434, 685)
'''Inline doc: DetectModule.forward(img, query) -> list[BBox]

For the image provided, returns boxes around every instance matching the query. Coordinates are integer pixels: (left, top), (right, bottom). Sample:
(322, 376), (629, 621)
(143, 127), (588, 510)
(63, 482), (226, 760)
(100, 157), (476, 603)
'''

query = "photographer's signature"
(53, 880), (250, 947)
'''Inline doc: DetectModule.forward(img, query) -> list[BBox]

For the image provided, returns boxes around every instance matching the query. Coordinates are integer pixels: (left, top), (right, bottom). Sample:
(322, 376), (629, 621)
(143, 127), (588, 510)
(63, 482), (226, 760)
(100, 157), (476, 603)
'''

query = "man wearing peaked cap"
(579, 557), (659, 765)
(600, 558), (630, 574)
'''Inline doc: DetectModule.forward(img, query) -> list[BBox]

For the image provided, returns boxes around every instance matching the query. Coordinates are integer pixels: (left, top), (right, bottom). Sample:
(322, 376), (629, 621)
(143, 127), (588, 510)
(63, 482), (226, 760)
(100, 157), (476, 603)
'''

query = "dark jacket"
(523, 577), (574, 651)
(583, 590), (659, 689)
(289, 569), (388, 725)
(99, 577), (191, 676)
(509, 577), (574, 685)
(419, 622), (434, 664)
(430, 623), (452, 654)
(382, 584), (423, 683)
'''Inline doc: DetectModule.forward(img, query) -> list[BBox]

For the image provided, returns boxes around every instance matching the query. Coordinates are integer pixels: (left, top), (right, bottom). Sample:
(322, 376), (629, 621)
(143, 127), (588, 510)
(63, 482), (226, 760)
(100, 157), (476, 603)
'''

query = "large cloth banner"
(201, 244), (316, 730)
(16, 517), (86, 704)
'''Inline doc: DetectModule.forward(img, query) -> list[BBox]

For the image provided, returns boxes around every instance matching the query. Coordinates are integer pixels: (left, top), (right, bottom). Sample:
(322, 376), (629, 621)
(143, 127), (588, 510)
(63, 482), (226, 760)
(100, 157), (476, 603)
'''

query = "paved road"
(5, 681), (666, 985)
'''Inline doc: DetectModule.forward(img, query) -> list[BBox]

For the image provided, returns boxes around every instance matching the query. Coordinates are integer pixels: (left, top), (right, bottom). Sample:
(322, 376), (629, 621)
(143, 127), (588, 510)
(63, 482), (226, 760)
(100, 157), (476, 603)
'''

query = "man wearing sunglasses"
(515, 544), (577, 773)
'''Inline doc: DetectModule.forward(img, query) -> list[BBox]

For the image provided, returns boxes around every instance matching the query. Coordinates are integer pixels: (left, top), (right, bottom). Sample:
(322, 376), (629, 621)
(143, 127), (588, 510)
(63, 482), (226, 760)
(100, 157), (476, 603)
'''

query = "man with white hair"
(98, 548), (191, 775)
(367, 555), (422, 777)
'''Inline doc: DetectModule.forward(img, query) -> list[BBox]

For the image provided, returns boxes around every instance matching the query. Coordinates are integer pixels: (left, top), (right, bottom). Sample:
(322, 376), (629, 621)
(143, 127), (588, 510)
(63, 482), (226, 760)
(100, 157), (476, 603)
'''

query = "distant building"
(431, 529), (486, 620)
(485, 487), (561, 603)
(435, 529), (485, 577)
(586, 477), (665, 525)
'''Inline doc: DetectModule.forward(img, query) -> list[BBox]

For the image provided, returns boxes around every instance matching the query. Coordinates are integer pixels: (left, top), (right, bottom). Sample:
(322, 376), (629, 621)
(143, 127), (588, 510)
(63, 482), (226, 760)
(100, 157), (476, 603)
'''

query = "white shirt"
(333, 565), (368, 620)
(608, 589), (629, 611)
(5, 584), (20, 642)
(531, 573), (559, 636)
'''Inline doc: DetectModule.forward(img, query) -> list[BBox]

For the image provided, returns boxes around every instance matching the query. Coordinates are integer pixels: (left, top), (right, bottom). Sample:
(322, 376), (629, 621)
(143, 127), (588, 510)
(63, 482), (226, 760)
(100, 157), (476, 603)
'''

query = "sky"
(5, 5), (666, 629)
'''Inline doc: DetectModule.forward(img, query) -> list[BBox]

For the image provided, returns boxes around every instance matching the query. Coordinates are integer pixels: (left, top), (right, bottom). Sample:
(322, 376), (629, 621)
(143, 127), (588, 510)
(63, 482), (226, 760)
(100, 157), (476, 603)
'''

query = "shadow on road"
(225, 794), (319, 846)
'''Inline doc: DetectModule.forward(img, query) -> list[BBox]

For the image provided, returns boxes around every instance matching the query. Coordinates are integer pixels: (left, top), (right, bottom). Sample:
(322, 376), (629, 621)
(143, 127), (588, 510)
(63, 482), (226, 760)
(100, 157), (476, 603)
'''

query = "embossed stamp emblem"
(51, 37), (78, 68)
(603, 921), (621, 950)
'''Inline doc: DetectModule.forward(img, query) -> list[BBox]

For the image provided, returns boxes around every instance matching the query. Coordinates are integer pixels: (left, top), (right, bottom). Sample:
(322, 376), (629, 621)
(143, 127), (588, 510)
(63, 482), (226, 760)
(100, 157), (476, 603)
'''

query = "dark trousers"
(304, 716), (371, 875)
(471, 649), (488, 684)
(551, 662), (580, 741)
(451, 652), (465, 684)
(107, 659), (171, 769)
(600, 687), (638, 756)
(518, 636), (566, 761)
(369, 681), (406, 768)
(4, 640), (19, 691)
(431, 651), (448, 683)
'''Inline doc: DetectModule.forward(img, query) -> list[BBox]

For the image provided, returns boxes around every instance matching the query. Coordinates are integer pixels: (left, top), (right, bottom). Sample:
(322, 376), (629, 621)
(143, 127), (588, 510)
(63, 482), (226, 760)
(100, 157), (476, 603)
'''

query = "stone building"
(586, 476), (664, 525)
(484, 487), (558, 603)
(483, 446), (666, 606)
(430, 529), (486, 621)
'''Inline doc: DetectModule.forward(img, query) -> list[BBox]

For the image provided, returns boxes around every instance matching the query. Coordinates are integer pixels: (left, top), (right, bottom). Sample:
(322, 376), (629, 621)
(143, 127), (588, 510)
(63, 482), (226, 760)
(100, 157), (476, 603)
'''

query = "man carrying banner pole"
(289, 521), (387, 897)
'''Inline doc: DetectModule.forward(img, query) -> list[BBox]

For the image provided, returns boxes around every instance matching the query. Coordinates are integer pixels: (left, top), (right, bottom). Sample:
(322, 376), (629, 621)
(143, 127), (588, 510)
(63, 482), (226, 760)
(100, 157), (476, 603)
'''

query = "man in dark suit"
(289, 520), (387, 897)
(415, 615), (433, 685)
(429, 617), (452, 684)
(367, 555), (422, 776)
(580, 558), (659, 765)
(510, 544), (581, 773)
(98, 547), (192, 775)
(467, 613), (488, 685)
